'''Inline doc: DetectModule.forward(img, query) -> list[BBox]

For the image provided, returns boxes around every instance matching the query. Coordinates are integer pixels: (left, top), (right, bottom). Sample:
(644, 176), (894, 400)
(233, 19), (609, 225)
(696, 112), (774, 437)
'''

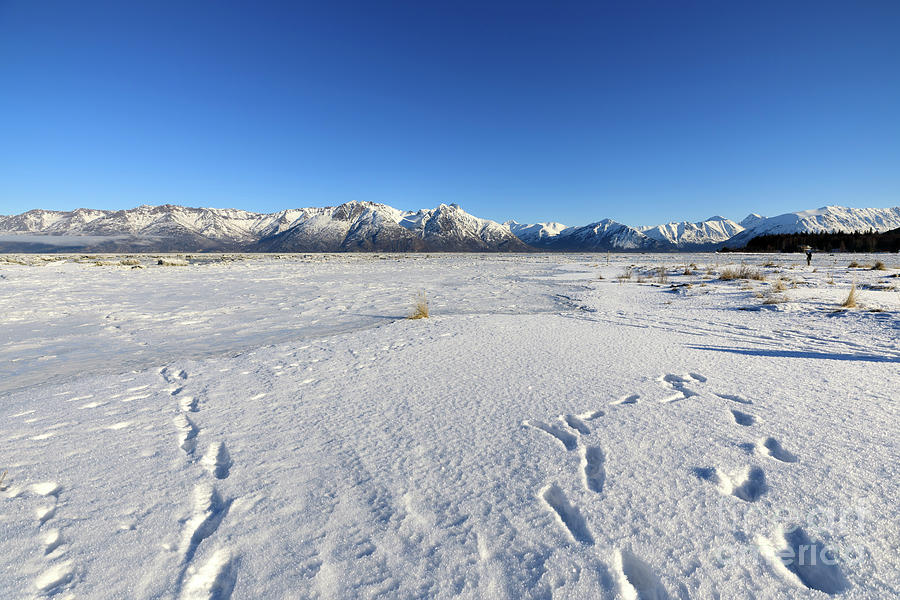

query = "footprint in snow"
(612, 394), (640, 405)
(693, 466), (767, 502)
(160, 367), (189, 384)
(757, 525), (849, 595)
(540, 483), (593, 545)
(562, 414), (590, 435)
(578, 408), (606, 419)
(658, 373), (706, 403)
(523, 420), (577, 451)
(613, 549), (669, 600)
(179, 395), (199, 413)
(201, 442), (233, 479)
(174, 414), (199, 455)
(31, 483), (75, 595)
(731, 409), (756, 426)
(714, 392), (753, 405)
(180, 547), (237, 600)
(757, 437), (798, 463)
(580, 446), (605, 494)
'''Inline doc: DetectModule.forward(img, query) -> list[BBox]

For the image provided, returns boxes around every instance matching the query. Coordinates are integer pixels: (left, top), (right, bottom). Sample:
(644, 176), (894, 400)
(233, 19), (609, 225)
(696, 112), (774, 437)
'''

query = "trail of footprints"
(29, 481), (75, 595)
(522, 371), (847, 597)
(4, 458), (93, 594)
(161, 366), (238, 600)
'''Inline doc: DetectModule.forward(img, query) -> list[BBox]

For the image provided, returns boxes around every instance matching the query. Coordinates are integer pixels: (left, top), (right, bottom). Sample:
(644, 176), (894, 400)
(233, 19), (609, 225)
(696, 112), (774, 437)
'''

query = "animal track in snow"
(33, 482), (61, 526)
(658, 373), (703, 403)
(523, 420), (577, 451)
(757, 525), (848, 595)
(30, 483), (74, 594)
(32, 481), (61, 497)
(540, 483), (593, 545)
(562, 414), (590, 435)
(612, 394), (640, 405)
(43, 529), (63, 554)
(36, 504), (57, 525)
(34, 561), (75, 595)
(180, 548), (237, 600)
(161, 367), (189, 384)
(174, 414), (199, 455)
(758, 437), (798, 463)
(179, 395), (199, 413)
(179, 484), (231, 568)
(729, 467), (768, 502)
(201, 442), (233, 479)
(613, 549), (668, 600)
(578, 409), (606, 420)
(714, 392), (752, 405)
(731, 410), (756, 426)
(581, 446), (605, 494)
(693, 466), (767, 502)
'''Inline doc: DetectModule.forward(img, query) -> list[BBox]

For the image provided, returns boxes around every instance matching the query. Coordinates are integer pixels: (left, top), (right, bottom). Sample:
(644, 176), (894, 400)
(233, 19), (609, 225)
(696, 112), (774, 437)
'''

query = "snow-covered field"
(1, 252), (898, 599)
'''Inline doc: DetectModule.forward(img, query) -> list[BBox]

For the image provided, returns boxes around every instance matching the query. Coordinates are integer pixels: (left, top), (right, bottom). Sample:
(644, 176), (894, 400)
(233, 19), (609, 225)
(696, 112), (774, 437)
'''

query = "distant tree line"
(722, 228), (900, 253)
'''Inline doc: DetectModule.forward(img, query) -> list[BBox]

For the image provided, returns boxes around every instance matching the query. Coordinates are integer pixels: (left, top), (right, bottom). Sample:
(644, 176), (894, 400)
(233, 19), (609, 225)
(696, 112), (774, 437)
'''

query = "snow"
(728, 206), (900, 248)
(504, 221), (570, 244)
(545, 219), (660, 250)
(5, 204), (900, 253)
(740, 213), (767, 228)
(0, 202), (527, 252)
(638, 217), (745, 247)
(1, 252), (899, 598)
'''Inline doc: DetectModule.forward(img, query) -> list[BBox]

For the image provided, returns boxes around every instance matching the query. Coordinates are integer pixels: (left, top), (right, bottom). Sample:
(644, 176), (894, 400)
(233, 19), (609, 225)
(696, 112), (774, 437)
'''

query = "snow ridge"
(638, 216), (745, 248)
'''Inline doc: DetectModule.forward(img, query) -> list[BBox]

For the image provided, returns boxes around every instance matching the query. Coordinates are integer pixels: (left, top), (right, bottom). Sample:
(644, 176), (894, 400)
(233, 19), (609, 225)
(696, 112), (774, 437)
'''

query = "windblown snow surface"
(1, 253), (899, 599)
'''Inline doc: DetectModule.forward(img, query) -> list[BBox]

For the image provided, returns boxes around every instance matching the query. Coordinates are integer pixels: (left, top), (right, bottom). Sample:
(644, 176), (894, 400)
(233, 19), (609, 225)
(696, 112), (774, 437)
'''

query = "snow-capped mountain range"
(724, 206), (900, 249)
(1, 203), (898, 253)
(0, 202), (529, 253)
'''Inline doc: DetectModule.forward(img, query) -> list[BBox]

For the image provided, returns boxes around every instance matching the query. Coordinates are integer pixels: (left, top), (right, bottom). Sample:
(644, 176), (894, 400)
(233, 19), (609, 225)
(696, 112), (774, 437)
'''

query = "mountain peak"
(739, 213), (765, 228)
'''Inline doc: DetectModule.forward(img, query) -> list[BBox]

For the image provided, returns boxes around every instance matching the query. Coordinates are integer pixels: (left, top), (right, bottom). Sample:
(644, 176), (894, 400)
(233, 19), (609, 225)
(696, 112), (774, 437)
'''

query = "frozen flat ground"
(1, 252), (898, 599)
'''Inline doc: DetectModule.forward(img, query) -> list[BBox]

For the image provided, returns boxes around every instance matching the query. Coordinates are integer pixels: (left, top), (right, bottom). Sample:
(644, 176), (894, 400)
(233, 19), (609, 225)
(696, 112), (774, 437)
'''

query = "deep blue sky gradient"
(1, 1), (898, 226)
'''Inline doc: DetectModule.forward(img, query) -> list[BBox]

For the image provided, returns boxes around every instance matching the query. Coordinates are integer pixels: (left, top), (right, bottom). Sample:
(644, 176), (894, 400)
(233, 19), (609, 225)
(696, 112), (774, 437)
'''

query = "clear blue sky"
(1, 1), (898, 226)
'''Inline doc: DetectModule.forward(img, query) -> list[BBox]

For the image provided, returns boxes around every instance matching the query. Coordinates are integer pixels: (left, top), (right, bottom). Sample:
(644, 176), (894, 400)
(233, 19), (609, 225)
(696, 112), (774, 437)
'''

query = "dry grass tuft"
(720, 266), (766, 281)
(617, 266), (634, 282)
(656, 266), (668, 284)
(408, 292), (429, 319)
(839, 284), (858, 308)
(771, 279), (788, 292)
(872, 261), (886, 271)
(848, 261), (860, 268)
